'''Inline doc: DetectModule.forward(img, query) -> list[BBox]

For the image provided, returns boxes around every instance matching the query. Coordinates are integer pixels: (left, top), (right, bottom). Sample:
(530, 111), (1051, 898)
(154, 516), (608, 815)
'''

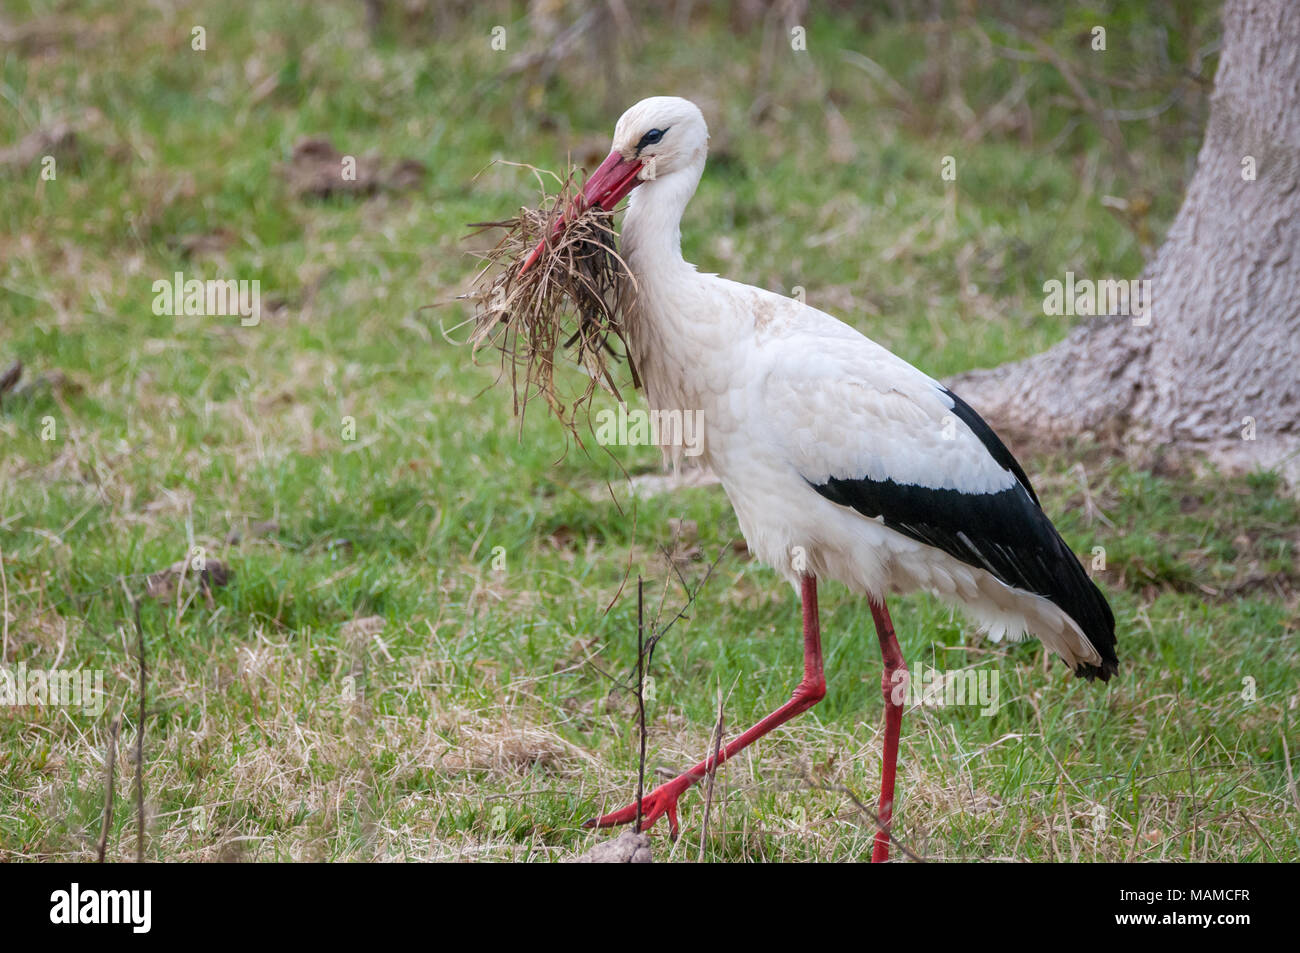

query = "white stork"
(524, 97), (1118, 861)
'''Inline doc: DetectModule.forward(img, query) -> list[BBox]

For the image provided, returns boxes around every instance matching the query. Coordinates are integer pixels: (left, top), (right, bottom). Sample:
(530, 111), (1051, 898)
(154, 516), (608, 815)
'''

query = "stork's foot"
(583, 775), (694, 840)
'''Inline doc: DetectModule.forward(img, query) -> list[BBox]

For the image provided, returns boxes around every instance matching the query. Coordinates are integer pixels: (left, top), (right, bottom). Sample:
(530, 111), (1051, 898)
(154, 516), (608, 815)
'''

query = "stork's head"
(608, 96), (709, 182)
(521, 97), (708, 272)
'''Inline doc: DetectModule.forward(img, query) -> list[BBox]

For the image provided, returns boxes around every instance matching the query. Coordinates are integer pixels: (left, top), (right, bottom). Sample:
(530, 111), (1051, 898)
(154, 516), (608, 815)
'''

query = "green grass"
(1, 0), (1297, 861)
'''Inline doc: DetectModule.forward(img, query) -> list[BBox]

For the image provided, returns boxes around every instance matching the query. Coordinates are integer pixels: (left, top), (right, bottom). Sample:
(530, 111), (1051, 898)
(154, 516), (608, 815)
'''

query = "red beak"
(519, 150), (643, 274)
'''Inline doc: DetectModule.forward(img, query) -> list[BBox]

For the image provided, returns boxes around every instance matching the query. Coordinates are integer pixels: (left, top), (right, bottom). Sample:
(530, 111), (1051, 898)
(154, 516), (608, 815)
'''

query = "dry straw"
(465, 163), (639, 434)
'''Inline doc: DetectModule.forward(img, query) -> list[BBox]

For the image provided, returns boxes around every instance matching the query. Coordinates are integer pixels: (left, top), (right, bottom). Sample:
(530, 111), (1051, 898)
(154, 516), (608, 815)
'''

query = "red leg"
(587, 574), (826, 838)
(869, 597), (907, 862)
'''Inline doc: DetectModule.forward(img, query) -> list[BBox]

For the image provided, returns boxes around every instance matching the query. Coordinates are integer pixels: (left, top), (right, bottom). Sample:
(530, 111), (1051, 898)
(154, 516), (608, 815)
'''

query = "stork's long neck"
(619, 154), (708, 393)
(620, 157), (703, 278)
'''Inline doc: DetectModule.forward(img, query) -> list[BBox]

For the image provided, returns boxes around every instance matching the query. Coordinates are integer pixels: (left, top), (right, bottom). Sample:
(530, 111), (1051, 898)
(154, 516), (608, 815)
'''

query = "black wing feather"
(811, 389), (1118, 680)
(943, 387), (1040, 506)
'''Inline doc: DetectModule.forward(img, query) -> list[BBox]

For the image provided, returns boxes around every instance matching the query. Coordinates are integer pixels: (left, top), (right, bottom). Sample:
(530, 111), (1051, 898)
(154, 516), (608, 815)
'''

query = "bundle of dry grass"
(466, 165), (638, 433)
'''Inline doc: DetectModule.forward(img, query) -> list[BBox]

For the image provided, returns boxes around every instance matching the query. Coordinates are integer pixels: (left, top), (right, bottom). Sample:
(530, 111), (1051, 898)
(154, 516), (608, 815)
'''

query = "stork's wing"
(759, 321), (1025, 496)
(759, 320), (1117, 679)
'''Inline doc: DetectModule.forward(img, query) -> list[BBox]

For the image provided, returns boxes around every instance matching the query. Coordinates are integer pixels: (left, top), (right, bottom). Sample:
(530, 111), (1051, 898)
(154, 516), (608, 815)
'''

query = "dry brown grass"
(465, 164), (636, 434)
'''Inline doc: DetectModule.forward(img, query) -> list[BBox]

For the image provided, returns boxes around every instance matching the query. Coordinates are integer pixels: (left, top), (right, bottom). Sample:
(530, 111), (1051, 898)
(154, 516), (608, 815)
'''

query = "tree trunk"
(949, 0), (1300, 484)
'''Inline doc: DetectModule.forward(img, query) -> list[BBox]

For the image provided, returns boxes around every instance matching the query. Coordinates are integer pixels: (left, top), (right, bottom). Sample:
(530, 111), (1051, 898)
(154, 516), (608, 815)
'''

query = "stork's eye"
(636, 128), (666, 151)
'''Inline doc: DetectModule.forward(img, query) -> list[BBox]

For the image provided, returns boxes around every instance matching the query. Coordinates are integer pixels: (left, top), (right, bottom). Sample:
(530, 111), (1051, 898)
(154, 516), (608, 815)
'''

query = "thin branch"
(132, 599), (147, 864)
(641, 541), (730, 656)
(697, 685), (725, 862)
(822, 777), (927, 863)
(992, 19), (1138, 175)
(1282, 729), (1300, 816)
(0, 543), (8, 664)
(96, 713), (122, 863)
(612, 541), (732, 694)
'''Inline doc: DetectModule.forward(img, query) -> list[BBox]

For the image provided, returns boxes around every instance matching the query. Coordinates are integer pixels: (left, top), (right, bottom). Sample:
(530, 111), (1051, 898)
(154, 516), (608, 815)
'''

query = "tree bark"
(949, 0), (1300, 484)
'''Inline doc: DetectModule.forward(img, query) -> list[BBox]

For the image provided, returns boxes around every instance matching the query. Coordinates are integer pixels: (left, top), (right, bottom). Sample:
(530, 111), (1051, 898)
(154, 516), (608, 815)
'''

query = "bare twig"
(1283, 730), (1300, 816)
(698, 685), (725, 862)
(132, 599), (147, 863)
(992, 19), (1137, 176)
(637, 541), (731, 669)
(0, 359), (20, 402)
(591, 542), (736, 840)
(1235, 809), (1282, 862)
(1182, 720), (1201, 860)
(824, 778), (927, 863)
(840, 49), (914, 109)
(606, 541), (732, 697)
(96, 713), (122, 862)
(0, 543), (8, 663)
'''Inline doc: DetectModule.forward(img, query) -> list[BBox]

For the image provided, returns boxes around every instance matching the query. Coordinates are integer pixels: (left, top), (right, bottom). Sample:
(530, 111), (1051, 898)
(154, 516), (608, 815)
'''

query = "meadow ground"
(1, 1), (1297, 861)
